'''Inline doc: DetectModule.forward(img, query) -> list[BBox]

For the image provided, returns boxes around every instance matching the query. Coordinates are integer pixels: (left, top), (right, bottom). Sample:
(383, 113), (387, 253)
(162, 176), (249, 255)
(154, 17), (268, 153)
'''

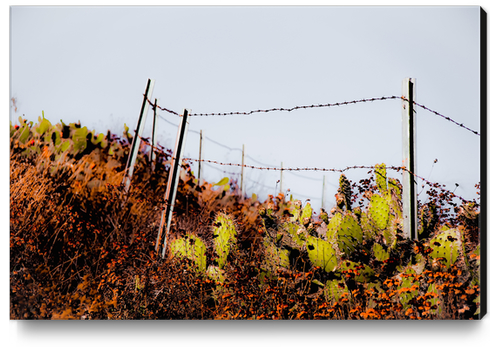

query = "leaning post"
(156, 108), (191, 258)
(123, 78), (155, 193)
(150, 98), (159, 172)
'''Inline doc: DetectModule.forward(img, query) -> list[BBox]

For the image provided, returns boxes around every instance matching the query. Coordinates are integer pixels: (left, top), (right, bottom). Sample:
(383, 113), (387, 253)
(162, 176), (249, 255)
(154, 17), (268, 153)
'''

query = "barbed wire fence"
(140, 94), (479, 209)
(129, 80), (480, 255)
(153, 108), (342, 203)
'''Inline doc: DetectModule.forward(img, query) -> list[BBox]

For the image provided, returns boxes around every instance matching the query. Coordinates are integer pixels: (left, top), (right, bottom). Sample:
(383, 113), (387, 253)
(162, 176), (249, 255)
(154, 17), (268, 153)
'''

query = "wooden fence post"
(123, 78), (155, 193)
(156, 108), (191, 259)
(150, 98), (158, 172)
(402, 77), (418, 240)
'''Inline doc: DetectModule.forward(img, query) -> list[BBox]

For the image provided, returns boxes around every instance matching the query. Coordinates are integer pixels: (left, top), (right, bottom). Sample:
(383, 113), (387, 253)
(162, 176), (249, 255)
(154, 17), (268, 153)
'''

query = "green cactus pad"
(373, 243), (390, 261)
(263, 240), (290, 272)
(338, 174), (352, 211)
(360, 212), (377, 241)
(206, 265), (226, 284)
(326, 213), (362, 256)
(288, 200), (302, 222)
(72, 127), (88, 153)
(281, 222), (307, 248)
(326, 213), (342, 242)
(370, 194), (390, 230)
(388, 178), (402, 200)
(169, 234), (207, 273)
(19, 123), (30, 144)
(324, 279), (349, 303)
(375, 163), (387, 192)
(339, 260), (375, 283)
(429, 228), (462, 267)
(306, 237), (337, 272)
(426, 282), (443, 315)
(383, 218), (399, 249)
(213, 213), (237, 268)
(396, 270), (420, 309)
(300, 203), (313, 225)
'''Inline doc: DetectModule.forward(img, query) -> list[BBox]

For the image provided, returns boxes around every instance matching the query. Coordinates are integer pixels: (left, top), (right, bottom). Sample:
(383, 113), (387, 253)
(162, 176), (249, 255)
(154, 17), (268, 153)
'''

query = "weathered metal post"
(123, 78), (155, 193)
(156, 108), (191, 258)
(402, 77), (418, 240)
(241, 144), (246, 197)
(150, 98), (159, 172)
(321, 175), (327, 210)
(198, 130), (205, 185)
(280, 161), (284, 194)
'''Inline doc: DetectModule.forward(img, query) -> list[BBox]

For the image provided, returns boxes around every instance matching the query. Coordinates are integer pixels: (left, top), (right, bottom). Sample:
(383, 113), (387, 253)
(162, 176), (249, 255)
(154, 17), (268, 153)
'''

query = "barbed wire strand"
(182, 157), (473, 203)
(147, 95), (479, 136)
(137, 135), (474, 205)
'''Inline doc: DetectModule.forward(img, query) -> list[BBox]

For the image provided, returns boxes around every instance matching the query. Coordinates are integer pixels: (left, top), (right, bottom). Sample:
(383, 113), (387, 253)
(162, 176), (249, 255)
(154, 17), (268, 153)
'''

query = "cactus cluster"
(169, 213), (238, 284)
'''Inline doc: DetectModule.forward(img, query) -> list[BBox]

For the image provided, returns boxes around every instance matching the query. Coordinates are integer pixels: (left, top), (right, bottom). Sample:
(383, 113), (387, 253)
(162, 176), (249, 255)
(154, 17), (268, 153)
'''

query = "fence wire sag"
(146, 95), (479, 136)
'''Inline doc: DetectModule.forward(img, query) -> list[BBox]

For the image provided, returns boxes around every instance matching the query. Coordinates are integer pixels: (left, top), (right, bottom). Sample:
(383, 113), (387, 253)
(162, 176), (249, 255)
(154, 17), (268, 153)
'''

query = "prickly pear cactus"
(337, 174), (352, 211)
(373, 243), (390, 262)
(375, 163), (387, 192)
(213, 213), (237, 268)
(300, 202), (313, 226)
(169, 234), (207, 273)
(306, 236), (338, 272)
(206, 265), (226, 284)
(339, 260), (375, 283)
(262, 240), (290, 273)
(287, 199), (302, 223)
(279, 222), (307, 249)
(426, 282), (443, 315)
(396, 269), (420, 309)
(324, 279), (349, 303)
(428, 227), (463, 267)
(326, 213), (363, 256)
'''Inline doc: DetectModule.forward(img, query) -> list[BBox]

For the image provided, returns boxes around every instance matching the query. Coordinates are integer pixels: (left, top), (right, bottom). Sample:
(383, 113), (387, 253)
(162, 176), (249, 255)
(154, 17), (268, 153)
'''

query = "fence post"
(198, 130), (204, 185)
(156, 108), (191, 258)
(150, 98), (159, 172)
(402, 77), (418, 240)
(280, 162), (284, 194)
(123, 78), (155, 193)
(241, 144), (246, 197)
(321, 175), (327, 210)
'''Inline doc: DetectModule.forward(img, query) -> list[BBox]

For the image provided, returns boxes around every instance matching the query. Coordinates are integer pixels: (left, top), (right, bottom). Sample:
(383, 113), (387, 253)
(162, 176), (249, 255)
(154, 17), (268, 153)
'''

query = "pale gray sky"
(9, 5), (481, 213)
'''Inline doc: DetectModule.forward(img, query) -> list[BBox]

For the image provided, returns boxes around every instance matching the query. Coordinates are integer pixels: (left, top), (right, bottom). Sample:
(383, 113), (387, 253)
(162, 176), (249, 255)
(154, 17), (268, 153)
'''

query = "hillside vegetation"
(10, 115), (481, 319)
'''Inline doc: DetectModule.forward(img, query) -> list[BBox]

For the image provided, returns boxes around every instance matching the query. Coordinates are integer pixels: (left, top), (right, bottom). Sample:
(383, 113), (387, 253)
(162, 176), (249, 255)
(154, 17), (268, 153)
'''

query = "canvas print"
(10, 6), (485, 320)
